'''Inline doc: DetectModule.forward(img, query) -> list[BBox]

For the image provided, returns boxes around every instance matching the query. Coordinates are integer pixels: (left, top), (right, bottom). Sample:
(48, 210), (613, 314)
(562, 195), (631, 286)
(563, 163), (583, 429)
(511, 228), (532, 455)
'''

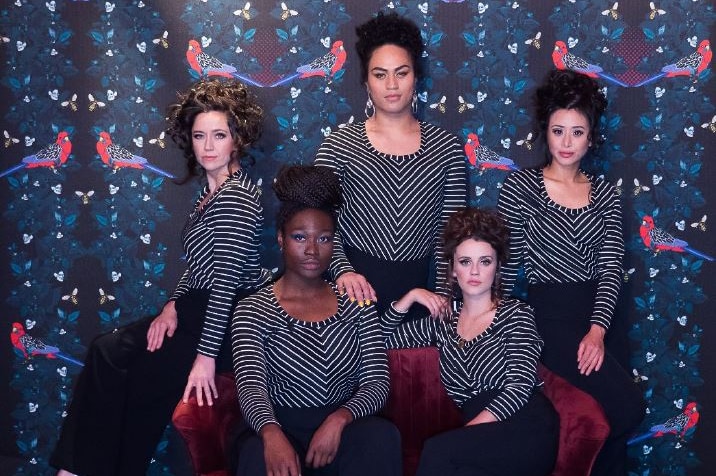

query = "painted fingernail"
(365, 299), (372, 306)
(350, 297), (355, 302)
(358, 300), (364, 307)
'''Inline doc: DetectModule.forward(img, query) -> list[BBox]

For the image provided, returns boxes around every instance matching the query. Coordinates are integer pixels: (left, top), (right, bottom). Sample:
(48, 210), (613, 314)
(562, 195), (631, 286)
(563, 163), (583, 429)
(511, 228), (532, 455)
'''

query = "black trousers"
(236, 405), (402, 476)
(50, 289), (241, 476)
(528, 281), (645, 476)
(415, 390), (559, 476)
(344, 245), (430, 320)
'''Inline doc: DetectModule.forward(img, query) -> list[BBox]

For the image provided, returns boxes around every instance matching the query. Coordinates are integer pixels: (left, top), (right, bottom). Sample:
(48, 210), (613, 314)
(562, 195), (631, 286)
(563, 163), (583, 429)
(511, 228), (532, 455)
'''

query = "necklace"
(456, 304), (497, 349)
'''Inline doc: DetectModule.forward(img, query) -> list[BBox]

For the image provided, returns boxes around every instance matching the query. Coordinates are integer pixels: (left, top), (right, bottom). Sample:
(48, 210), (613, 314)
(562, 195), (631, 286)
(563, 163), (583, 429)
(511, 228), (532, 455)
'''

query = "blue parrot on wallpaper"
(628, 402), (699, 445)
(464, 132), (519, 171)
(10, 322), (84, 367)
(552, 40), (630, 88)
(186, 39), (264, 88)
(634, 40), (712, 87)
(0, 131), (71, 178)
(639, 215), (714, 261)
(97, 131), (176, 179)
(270, 40), (347, 87)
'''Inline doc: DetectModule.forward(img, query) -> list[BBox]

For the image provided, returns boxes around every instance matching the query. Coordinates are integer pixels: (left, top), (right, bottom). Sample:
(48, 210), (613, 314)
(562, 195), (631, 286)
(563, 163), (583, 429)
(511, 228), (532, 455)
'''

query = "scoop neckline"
(539, 168), (593, 213)
(271, 282), (342, 327)
(360, 120), (425, 159)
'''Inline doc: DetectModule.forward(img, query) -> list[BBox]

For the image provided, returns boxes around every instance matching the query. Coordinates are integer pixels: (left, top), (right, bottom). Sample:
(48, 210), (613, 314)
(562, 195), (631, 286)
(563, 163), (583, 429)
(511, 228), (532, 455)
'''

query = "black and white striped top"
(384, 298), (543, 421)
(314, 121), (467, 294)
(170, 169), (271, 358)
(231, 283), (389, 432)
(497, 168), (624, 330)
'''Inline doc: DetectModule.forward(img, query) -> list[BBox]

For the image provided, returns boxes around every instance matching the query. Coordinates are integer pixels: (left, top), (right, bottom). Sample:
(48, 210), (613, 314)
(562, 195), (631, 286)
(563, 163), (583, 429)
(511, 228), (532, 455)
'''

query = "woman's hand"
(393, 288), (449, 319)
(261, 424), (302, 476)
(306, 408), (352, 469)
(146, 301), (177, 352)
(577, 324), (606, 376)
(464, 409), (498, 427)
(182, 354), (217, 406)
(336, 271), (377, 306)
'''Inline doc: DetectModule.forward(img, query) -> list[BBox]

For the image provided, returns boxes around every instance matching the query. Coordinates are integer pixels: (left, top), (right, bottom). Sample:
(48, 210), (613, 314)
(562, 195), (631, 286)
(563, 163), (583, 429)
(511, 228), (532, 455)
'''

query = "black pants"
(50, 289), (242, 476)
(345, 245), (430, 320)
(236, 405), (402, 476)
(528, 281), (645, 476)
(415, 390), (559, 476)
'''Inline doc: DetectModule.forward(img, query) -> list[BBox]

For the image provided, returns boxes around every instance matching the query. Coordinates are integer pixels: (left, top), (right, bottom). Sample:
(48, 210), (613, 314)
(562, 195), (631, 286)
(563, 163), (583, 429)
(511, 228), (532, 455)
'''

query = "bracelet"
(391, 301), (409, 314)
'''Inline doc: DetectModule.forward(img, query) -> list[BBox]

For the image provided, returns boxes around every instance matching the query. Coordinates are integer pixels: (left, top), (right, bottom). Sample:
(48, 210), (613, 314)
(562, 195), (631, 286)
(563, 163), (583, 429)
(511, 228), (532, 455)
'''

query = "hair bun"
(273, 165), (341, 210)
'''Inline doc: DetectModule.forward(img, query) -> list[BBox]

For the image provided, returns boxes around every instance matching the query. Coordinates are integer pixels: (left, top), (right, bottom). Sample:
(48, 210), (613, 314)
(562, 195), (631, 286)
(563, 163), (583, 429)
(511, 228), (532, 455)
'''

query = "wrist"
(391, 300), (410, 313)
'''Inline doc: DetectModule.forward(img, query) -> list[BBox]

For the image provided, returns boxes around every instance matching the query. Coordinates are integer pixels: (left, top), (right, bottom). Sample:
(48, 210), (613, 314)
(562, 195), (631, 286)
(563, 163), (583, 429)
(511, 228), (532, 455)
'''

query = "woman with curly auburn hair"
(314, 11), (467, 321)
(232, 165), (401, 476)
(384, 207), (559, 476)
(497, 69), (644, 475)
(51, 78), (271, 476)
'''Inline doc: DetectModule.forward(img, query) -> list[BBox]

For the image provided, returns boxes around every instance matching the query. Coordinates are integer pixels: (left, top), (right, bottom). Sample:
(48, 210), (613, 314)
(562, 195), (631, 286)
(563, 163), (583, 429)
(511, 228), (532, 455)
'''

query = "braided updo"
(273, 165), (342, 232)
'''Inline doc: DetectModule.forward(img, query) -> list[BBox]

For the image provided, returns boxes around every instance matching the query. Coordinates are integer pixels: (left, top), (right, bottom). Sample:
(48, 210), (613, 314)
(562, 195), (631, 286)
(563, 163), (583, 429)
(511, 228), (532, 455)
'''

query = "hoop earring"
(365, 96), (375, 118)
(411, 91), (418, 114)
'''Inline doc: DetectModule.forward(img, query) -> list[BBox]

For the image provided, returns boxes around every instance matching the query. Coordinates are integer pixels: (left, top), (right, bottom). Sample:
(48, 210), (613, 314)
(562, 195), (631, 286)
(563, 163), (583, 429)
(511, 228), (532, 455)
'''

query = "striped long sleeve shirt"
(231, 283), (389, 433)
(384, 298), (543, 421)
(170, 169), (271, 358)
(497, 168), (624, 330)
(314, 121), (467, 295)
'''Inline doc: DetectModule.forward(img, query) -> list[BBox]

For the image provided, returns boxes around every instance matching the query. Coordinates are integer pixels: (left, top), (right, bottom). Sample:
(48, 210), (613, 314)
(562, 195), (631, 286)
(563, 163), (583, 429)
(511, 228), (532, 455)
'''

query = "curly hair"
(355, 11), (424, 83)
(534, 69), (608, 166)
(166, 78), (263, 181)
(273, 165), (342, 232)
(443, 207), (509, 303)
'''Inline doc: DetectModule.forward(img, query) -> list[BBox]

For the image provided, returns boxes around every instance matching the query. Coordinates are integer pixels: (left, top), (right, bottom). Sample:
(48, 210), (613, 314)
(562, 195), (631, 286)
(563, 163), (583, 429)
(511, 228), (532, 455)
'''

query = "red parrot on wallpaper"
(634, 39), (712, 87)
(10, 322), (84, 367)
(185, 39), (263, 88)
(270, 40), (347, 87)
(552, 40), (629, 87)
(639, 215), (714, 261)
(0, 131), (71, 178)
(464, 132), (519, 171)
(628, 402), (699, 445)
(97, 131), (175, 179)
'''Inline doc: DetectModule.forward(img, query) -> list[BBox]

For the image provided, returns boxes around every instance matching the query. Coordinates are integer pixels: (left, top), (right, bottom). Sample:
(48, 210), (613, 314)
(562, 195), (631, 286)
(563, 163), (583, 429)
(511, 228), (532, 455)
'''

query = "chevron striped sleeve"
(232, 284), (389, 432)
(170, 170), (271, 358)
(497, 168), (624, 330)
(314, 121), (467, 295)
(384, 298), (543, 420)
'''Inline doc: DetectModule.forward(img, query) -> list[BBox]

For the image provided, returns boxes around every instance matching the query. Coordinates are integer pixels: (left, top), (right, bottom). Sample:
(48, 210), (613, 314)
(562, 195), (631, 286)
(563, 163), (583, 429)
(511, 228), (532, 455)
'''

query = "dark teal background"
(0, 1), (714, 474)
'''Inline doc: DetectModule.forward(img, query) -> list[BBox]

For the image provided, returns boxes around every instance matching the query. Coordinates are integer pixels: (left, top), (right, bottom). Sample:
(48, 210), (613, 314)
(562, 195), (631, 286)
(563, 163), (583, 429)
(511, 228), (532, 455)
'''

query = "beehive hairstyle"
(166, 78), (263, 180)
(355, 11), (424, 84)
(534, 69), (608, 165)
(273, 165), (342, 232)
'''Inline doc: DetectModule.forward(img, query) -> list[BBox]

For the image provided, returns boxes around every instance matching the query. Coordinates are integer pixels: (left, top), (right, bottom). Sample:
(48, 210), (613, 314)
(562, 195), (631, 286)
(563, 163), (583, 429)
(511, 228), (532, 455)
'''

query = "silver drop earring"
(411, 91), (418, 114)
(365, 95), (375, 118)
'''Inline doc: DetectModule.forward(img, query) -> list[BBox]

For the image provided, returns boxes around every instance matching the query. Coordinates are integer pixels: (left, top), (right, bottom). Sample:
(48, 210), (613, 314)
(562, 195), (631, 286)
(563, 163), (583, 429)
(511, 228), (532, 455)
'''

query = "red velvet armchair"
(172, 347), (609, 476)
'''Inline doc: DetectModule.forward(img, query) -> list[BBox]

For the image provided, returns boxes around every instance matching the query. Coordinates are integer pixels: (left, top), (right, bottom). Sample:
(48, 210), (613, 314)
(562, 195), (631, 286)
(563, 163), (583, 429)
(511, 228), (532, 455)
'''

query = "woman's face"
(452, 239), (498, 300)
(365, 44), (415, 116)
(191, 110), (238, 176)
(278, 209), (334, 280)
(546, 108), (591, 167)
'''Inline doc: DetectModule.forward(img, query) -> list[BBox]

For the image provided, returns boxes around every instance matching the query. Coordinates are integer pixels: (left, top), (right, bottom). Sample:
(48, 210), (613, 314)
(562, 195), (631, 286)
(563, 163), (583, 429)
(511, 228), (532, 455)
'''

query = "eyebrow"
(370, 64), (411, 72)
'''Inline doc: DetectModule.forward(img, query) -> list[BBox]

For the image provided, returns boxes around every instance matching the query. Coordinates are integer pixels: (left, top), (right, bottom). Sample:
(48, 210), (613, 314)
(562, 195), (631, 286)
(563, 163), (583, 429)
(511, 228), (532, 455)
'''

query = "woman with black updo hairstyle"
(385, 207), (559, 475)
(497, 69), (645, 475)
(232, 165), (401, 476)
(314, 11), (467, 320)
(51, 78), (271, 476)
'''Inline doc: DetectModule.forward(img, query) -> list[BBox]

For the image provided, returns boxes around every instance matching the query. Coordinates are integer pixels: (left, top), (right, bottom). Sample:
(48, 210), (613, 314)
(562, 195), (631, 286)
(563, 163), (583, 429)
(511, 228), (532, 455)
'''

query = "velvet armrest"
(172, 372), (240, 476)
